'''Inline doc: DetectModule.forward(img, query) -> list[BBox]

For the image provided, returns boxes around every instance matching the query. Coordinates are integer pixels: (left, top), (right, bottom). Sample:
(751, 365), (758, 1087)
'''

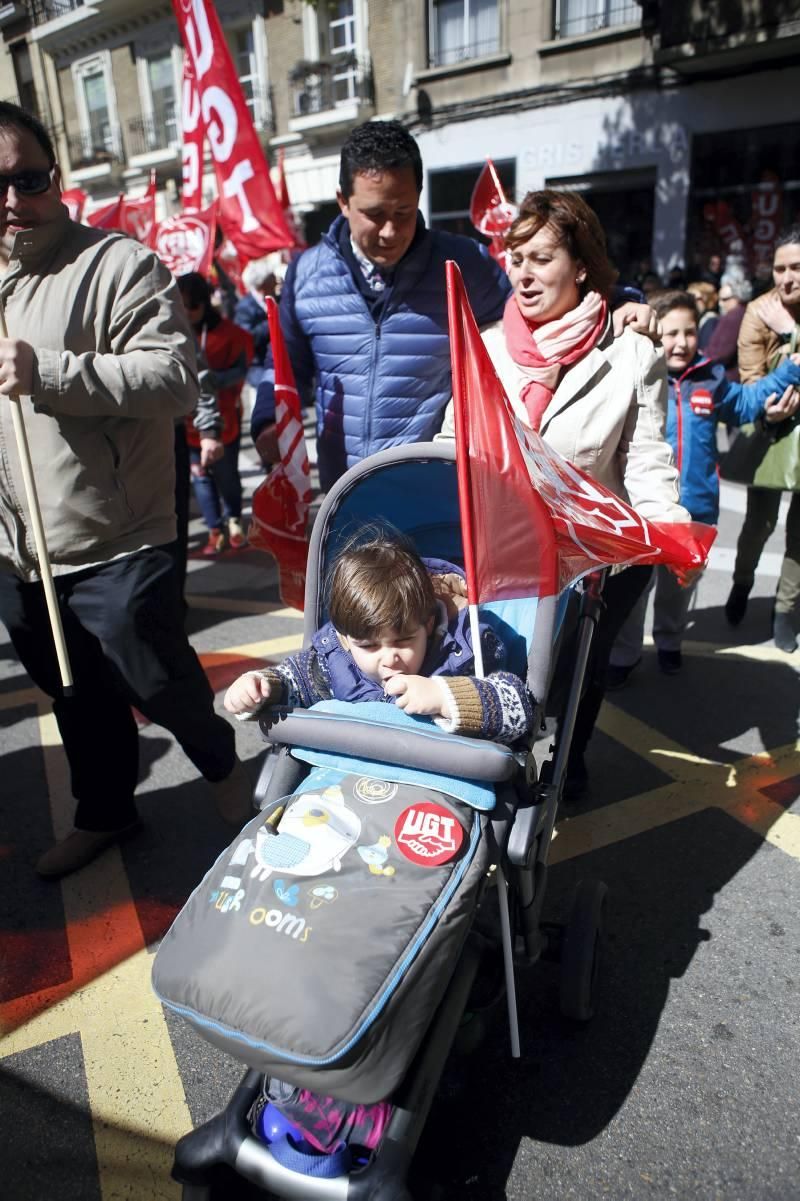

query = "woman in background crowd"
(178, 272), (253, 557)
(725, 225), (800, 653)
(706, 273), (752, 382)
(233, 253), (282, 425)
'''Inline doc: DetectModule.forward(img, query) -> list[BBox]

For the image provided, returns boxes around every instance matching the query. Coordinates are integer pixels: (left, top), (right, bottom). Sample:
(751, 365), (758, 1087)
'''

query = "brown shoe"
(36, 821), (142, 880)
(208, 757), (253, 827)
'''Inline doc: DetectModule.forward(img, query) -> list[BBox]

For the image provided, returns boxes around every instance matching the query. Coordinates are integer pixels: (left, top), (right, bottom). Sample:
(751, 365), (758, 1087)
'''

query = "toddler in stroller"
(155, 443), (606, 1200)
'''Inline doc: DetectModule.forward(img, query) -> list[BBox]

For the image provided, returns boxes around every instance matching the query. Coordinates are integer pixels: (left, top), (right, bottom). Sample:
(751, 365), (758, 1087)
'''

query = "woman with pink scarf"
(482, 190), (690, 800)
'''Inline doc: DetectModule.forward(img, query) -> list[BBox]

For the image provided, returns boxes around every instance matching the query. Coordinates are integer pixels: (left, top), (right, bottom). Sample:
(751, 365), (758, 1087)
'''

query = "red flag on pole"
(181, 54), (204, 211)
(120, 171), (157, 243)
(469, 160), (517, 265)
(248, 297), (312, 610)
(446, 260), (715, 611)
(172, 0), (295, 261)
(273, 147), (306, 250)
(150, 202), (218, 276)
(86, 194), (125, 230)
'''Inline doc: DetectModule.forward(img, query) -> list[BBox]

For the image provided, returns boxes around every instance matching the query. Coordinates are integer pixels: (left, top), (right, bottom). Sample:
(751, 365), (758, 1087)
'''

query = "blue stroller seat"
(165, 443), (607, 1199)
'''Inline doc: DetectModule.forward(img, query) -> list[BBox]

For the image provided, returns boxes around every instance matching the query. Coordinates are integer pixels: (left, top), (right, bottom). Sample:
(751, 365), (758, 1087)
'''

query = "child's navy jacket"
(664, 355), (800, 523)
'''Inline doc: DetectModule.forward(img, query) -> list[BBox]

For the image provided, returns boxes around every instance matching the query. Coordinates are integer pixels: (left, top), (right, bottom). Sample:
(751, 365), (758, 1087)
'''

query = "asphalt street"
(1, 436), (798, 1201)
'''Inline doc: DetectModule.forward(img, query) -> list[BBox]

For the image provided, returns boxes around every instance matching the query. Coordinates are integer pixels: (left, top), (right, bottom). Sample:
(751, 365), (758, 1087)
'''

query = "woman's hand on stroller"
(224, 671), (276, 716)
(384, 674), (447, 717)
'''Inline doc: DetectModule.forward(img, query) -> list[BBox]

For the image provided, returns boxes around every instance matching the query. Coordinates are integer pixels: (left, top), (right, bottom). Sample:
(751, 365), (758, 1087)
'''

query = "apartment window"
(11, 43), (38, 120)
(229, 25), (272, 131)
(428, 158), (515, 241)
(428, 0), (500, 68)
(322, 0), (358, 104)
(72, 53), (119, 159)
(555, 0), (640, 38)
(147, 54), (178, 143)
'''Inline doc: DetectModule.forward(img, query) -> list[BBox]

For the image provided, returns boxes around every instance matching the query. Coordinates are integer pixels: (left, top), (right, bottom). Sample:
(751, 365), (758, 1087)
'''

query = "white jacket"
(479, 318), (689, 525)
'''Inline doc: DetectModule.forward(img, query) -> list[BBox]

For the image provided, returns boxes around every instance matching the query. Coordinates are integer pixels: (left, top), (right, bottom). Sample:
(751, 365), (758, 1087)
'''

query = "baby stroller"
(159, 442), (608, 1200)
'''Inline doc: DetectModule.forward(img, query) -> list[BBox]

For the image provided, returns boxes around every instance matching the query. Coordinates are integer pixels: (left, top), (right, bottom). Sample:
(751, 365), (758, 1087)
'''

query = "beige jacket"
(737, 291), (795, 384)
(0, 208), (198, 580)
(478, 319), (688, 525)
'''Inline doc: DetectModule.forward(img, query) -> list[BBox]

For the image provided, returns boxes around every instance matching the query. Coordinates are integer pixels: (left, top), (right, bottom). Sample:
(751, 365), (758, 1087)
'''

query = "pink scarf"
(502, 291), (608, 430)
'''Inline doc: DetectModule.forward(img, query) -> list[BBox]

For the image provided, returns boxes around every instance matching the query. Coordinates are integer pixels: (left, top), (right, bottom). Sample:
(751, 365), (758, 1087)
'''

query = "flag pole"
(0, 306), (73, 694)
(446, 261), (485, 679)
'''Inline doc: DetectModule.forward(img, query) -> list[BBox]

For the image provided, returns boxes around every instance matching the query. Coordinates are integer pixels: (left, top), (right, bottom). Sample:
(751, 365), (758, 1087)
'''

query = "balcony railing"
(127, 112), (178, 158)
(67, 129), (121, 171)
(289, 54), (373, 118)
(26, 0), (84, 27)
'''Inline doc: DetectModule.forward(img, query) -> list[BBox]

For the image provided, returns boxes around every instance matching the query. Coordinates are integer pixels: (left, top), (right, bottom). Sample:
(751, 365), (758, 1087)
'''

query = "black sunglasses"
(0, 169), (53, 196)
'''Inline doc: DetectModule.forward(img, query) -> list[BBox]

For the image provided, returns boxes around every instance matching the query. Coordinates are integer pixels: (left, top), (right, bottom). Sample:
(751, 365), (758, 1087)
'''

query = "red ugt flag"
(469, 160), (517, 265)
(248, 297), (312, 610)
(446, 260), (715, 605)
(172, 0), (294, 261)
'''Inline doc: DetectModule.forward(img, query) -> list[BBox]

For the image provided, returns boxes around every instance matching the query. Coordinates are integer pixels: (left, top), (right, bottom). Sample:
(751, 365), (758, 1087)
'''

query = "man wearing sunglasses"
(0, 101), (252, 878)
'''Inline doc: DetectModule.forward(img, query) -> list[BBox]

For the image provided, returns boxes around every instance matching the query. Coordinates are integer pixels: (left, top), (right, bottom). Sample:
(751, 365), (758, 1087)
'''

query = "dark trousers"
(173, 423), (191, 599)
(734, 487), (800, 615)
(564, 565), (654, 760)
(0, 546), (235, 831)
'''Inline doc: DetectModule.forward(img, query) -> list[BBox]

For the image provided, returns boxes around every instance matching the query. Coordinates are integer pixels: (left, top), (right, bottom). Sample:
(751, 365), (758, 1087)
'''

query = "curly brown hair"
(505, 190), (618, 299)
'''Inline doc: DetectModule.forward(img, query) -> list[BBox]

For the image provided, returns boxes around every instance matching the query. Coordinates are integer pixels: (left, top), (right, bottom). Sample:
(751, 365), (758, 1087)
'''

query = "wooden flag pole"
(0, 305), (74, 694)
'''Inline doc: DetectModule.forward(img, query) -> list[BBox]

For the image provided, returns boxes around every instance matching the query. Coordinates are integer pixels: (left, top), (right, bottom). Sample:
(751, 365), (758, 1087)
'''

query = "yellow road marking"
(0, 710), (186, 1200)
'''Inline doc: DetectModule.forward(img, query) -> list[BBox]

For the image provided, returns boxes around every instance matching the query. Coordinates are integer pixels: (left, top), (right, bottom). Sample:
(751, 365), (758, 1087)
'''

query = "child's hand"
(763, 385), (800, 424)
(384, 674), (446, 717)
(224, 673), (274, 715)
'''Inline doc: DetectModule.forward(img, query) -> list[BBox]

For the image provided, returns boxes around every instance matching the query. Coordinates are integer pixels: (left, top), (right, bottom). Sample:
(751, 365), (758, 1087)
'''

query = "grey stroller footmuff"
(153, 725), (495, 1103)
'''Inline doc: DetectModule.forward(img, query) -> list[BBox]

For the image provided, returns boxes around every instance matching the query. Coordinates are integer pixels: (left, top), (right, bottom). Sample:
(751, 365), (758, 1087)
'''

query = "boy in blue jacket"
(611, 290), (800, 679)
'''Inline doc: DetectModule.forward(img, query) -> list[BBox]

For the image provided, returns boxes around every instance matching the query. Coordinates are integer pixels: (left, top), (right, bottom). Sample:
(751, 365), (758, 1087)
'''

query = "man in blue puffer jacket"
(251, 121), (511, 491)
(610, 289), (800, 680)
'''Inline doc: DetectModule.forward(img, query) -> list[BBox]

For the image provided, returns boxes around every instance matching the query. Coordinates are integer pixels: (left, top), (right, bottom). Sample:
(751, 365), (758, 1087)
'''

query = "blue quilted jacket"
(666, 354), (800, 523)
(251, 215), (511, 490)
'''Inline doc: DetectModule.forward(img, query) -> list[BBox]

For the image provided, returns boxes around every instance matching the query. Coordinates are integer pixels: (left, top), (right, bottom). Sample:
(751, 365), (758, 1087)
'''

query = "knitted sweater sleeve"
(233, 647), (333, 720)
(435, 672), (534, 745)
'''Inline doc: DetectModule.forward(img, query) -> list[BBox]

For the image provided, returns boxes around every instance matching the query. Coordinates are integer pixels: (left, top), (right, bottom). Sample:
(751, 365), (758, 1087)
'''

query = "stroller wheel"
(559, 878), (607, 1022)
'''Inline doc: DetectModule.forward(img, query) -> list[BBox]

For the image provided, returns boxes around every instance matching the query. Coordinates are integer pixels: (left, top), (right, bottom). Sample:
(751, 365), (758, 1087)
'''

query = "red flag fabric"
(62, 187), (87, 222)
(150, 202), (217, 277)
(86, 195), (124, 230)
(273, 148), (306, 250)
(248, 297), (312, 610)
(172, 0), (295, 261)
(446, 260), (715, 604)
(469, 159), (517, 265)
(120, 172), (156, 244)
(181, 54), (204, 211)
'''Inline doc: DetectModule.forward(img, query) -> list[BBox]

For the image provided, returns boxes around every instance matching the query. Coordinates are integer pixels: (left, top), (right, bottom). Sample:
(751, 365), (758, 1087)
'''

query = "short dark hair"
(653, 290), (699, 322)
(177, 271), (219, 329)
(775, 225), (800, 252)
(506, 189), (618, 299)
(327, 528), (436, 640)
(0, 101), (55, 168)
(339, 121), (423, 199)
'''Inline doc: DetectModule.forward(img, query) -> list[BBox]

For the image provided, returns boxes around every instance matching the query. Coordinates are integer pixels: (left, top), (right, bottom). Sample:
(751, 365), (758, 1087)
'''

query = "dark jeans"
(189, 438), (242, 532)
(0, 546), (235, 831)
(560, 565), (654, 760)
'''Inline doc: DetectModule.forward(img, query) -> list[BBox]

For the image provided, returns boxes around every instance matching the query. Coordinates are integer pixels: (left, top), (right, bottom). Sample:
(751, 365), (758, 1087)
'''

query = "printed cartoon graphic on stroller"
(154, 442), (608, 1200)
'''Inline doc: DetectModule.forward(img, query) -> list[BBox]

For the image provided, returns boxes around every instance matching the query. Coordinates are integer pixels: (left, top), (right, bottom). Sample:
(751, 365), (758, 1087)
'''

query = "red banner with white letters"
(150, 202), (217, 277)
(120, 172), (157, 243)
(181, 54), (204, 211)
(171, 0), (294, 260)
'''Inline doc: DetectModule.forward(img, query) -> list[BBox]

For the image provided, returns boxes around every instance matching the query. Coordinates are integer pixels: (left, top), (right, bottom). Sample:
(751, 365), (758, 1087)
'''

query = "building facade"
(1, 0), (798, 280)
